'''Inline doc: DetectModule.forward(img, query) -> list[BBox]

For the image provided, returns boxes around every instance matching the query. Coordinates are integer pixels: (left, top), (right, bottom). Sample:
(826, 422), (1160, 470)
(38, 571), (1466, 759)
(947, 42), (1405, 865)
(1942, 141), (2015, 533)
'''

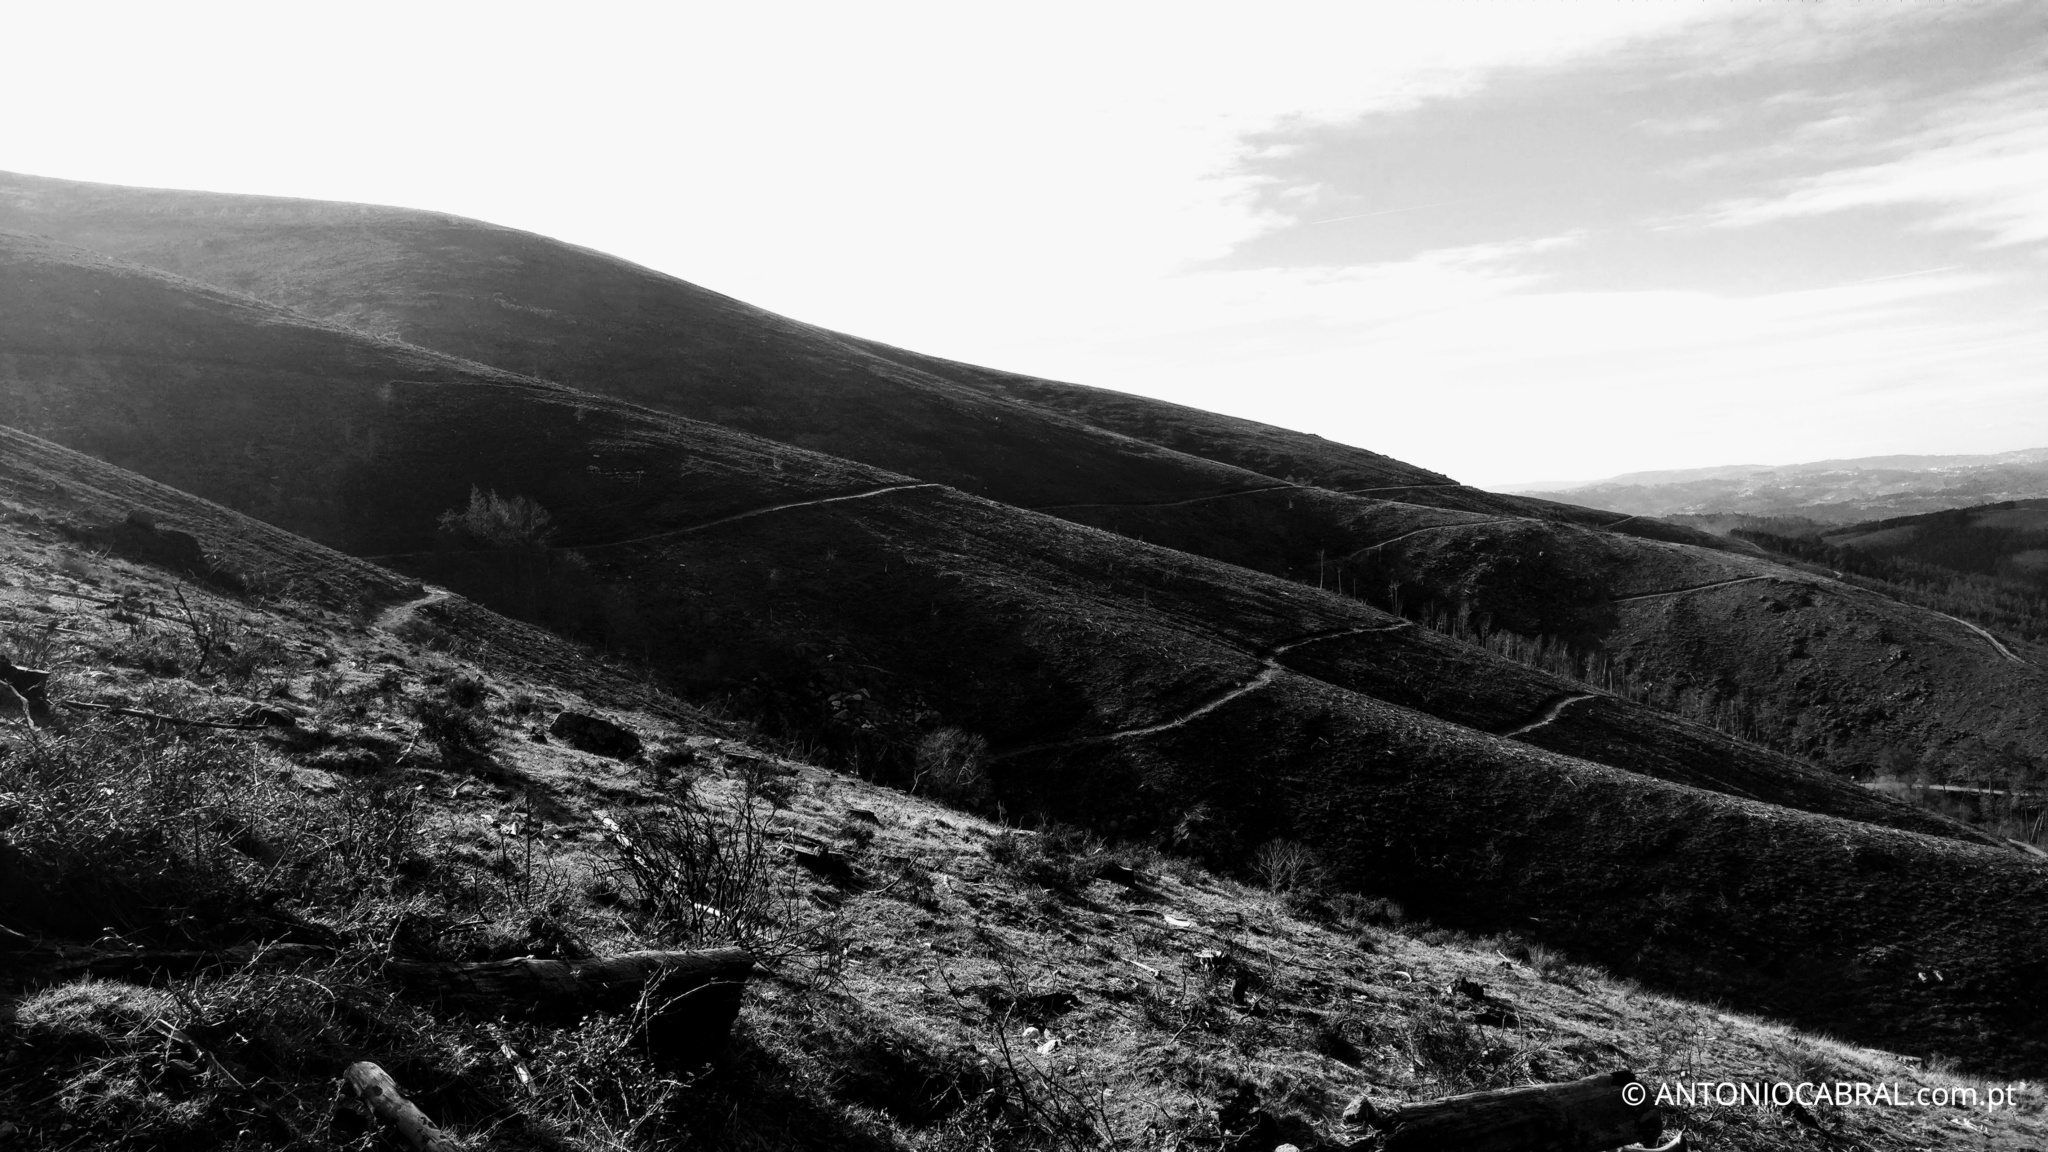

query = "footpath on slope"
(993, 621), (1412, 761)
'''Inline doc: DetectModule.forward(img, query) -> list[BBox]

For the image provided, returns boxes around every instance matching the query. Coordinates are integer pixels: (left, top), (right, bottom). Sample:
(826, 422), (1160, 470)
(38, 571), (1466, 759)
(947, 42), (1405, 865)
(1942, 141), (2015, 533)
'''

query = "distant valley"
(1515, 448), (2048, 522)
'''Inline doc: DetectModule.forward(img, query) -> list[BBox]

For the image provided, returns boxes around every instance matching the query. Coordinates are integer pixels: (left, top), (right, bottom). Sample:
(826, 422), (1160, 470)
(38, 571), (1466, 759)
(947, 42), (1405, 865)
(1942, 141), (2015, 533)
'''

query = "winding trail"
(1034, 479), (1471, 513)
(571, 483), (943, 551)
(1500, 693), (1597, 739)
(992, 620), (1411, 761)
(1031, 483), (1301, 513)
(1339, 481), (1468, 496)
(1610, 574), (1779, 604)
(374, 585), (452, 631)
(360, 482), (942, 562)
(1310, 518), (1524, 573)
(1932, 611), (2026, 664)
(1613, 575), (2028, 665)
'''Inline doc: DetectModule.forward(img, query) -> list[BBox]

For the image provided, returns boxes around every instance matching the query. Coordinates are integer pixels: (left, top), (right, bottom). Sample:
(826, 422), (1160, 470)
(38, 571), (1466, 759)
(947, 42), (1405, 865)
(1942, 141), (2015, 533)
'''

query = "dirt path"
(1330, 517), (1523, 563)
(1338, 481), (1468, 495)
(576, 483), (944, 551)
(993, 620), (1411, 761)
(1033, 479), (1471, 513)
(1031, 483), (1302, 513)
(359, 483), (945, 563)
(1611, 574), (1779, 604)
(375, 585), (452, 630)
(1614, 575), (2028, 665)
(1931, 611), (2026, 664)
(1500, 693), (1597, 739)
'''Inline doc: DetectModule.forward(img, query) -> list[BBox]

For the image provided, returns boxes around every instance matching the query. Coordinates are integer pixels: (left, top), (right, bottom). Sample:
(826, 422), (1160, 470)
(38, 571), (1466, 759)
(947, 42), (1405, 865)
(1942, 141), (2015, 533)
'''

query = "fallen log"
(1374, 1069), (1664, 1152)
(383, 947), (753, 1064)
(342, 1061), (459, 1152)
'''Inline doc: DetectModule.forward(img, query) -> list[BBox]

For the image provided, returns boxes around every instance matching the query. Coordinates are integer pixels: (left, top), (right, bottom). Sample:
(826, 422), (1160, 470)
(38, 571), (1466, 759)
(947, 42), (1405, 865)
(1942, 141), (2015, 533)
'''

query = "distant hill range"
(1515, 448), (2048, 522)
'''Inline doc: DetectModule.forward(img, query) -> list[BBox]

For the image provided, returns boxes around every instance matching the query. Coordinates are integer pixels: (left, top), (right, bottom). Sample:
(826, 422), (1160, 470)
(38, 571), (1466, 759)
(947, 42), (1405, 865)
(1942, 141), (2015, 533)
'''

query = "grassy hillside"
(8, 236), (2048, 1075)
(0, 448), (2042, 1150)
(2, 171), (2042, 794)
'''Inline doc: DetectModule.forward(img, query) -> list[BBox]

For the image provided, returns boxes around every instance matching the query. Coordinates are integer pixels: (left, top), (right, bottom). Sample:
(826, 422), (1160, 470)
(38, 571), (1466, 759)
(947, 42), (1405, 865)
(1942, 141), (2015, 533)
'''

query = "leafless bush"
(438, 486), (556, 549)
(597, 788), (820, 963)
(0, 716), (269, 941)
(985, 824), (1106, 895)
(915, 726), (991, 808)
(1250, 838), (1324, 893)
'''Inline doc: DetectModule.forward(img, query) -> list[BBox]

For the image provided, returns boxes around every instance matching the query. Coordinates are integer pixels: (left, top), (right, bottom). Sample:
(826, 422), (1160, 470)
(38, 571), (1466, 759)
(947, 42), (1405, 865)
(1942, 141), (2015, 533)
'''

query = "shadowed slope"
(6, 171), (2036, 784)
(7, 231), (2048, 1069)
(0, 426), (710, 722)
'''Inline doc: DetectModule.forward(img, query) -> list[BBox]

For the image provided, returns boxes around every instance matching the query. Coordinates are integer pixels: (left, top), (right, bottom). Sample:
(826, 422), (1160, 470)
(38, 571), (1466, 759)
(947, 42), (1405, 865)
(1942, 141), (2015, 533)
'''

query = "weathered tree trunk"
(383, 947), (753, 1063)
(1376, 1069), (1664, 1152)
(342, 1061), (459, 1152)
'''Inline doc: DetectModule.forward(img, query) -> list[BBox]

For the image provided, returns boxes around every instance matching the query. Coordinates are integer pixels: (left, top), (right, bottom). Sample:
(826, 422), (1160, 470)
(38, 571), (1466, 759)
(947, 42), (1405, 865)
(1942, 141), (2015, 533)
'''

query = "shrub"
(0, 717), (269, 943)
(411, 680), (493, 764)
(984, 824), (1105, 895)
(438, 486), (556, 549)
(109, 617), (185, 677)
(1326, 891), (1407, 934)
(1250, 838), (1324, 894)
(3, 618), (64, 669)
(915, 726), (991, 808)
(597, 788), (817, 960)
(332, 775), (428, 894)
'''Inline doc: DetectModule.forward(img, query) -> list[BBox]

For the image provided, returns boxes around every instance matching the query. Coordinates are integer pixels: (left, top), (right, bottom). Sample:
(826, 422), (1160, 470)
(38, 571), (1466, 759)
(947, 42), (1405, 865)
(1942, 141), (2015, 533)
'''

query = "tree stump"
(383, 947), (753, 1064)
(1376, 1069), (1663, 1152)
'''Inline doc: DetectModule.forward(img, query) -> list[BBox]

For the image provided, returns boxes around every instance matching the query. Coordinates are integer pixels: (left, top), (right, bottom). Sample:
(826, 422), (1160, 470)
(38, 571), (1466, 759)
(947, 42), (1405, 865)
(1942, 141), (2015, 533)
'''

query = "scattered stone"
(1095, 860), (1139, 884)
(1474, 1005), (1521, 1028)
(549, 711), (643, 759)
(241, 703), (304, 729)
(285, 766), (342, 794)
(1340, 1093), (1383, 1128)
(791, 848), (854, 884)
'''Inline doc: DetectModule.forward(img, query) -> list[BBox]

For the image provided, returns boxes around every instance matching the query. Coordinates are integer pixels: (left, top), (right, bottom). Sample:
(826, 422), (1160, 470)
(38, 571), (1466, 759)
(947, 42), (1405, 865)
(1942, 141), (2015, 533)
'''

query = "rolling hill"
(1516, 449), (2048, 522)
(1, 169), (2042, 789)
(1, 454), (2034, 1149)
(5, 223), (2048, 1074)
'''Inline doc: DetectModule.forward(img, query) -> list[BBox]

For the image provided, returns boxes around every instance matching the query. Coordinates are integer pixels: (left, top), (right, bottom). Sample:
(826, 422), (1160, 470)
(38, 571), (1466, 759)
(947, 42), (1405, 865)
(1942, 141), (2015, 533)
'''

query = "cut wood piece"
(1376, 1069), (1662, 1152)
(342, 1061), (459, 1152)
(384, 947), (753, 1063)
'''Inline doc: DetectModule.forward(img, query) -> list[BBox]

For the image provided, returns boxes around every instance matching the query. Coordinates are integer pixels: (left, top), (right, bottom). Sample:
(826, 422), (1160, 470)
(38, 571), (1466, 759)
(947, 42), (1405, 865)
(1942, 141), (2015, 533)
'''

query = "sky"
(3, 1), (2044, 487)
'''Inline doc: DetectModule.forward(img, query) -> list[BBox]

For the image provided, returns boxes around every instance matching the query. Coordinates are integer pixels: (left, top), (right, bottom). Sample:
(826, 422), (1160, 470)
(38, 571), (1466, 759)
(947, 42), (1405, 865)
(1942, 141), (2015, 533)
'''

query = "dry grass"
(0, 521), (2042, 1152)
